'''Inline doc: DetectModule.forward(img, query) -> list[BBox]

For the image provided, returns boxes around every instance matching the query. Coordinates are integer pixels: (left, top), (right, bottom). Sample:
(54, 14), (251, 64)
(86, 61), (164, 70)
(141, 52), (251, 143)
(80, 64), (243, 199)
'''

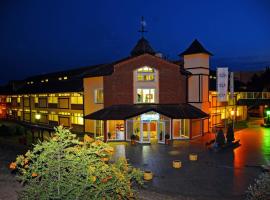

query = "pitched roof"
(12, 78), (83, 94)
(130, 37), (156, 56)
(84, 104), (208, 120)
(179, 39), (213, 56)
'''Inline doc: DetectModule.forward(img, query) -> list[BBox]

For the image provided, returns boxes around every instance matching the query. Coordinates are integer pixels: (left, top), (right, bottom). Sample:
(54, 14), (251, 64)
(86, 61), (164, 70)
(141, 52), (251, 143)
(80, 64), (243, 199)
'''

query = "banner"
(230, 72), (234, 99)
(217, 68), (228, 102)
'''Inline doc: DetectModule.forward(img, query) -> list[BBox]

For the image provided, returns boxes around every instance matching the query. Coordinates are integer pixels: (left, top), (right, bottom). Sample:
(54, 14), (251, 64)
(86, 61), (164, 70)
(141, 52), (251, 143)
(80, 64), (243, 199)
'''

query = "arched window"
(137, 66), (155, 81)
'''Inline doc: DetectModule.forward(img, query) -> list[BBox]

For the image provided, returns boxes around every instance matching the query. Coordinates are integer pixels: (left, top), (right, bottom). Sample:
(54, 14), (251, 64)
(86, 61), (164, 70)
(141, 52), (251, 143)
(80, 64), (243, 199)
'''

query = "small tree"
(246, 173), (270, 200)
(226, 124), (235, 143)
(10, 126), (143, 199)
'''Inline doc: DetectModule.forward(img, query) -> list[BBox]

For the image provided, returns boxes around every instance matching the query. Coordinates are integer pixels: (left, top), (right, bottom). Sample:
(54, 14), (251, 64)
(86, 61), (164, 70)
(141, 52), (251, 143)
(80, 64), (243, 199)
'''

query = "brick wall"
(104, 54), (187, 107)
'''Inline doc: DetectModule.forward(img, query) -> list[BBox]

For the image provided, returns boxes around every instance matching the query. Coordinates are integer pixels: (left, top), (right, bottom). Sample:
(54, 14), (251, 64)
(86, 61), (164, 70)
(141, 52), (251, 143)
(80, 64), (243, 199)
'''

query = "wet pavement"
(0, 119), (269, 200)
(112, 119), (270, 200)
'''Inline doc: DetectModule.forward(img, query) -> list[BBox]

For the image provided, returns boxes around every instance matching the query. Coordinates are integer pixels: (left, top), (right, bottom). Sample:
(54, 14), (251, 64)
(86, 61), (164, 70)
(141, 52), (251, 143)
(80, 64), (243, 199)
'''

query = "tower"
(180, 39), (213, 133)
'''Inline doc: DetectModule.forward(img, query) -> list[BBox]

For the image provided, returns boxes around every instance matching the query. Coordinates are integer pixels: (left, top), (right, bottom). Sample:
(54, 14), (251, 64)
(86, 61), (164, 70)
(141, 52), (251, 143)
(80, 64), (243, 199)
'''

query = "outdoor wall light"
(35, 113), (41, 120)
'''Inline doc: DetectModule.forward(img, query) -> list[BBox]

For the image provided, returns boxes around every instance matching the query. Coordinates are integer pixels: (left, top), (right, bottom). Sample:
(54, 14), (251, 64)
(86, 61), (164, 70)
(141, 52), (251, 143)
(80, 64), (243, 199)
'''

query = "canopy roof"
(84, 104), (208, 120)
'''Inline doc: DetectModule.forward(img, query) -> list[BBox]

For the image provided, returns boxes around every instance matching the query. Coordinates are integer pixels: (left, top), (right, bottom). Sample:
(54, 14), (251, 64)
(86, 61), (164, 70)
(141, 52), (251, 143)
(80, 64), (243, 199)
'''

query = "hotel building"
(0, 37), (249, 143)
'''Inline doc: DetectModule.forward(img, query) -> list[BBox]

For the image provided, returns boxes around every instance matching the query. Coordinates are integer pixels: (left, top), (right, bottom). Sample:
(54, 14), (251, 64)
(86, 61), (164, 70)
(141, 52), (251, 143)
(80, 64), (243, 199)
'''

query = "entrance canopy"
(84, 104), (208, 120)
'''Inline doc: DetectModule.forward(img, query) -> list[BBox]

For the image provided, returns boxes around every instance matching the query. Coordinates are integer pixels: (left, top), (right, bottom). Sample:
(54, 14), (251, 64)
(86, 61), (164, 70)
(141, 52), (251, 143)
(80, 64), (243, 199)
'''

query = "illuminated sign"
(141, 113), (159, 121)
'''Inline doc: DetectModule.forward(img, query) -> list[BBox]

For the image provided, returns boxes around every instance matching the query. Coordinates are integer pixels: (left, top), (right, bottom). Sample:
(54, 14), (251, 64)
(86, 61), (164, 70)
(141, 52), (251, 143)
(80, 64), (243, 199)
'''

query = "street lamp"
(230, 110), (235, 129)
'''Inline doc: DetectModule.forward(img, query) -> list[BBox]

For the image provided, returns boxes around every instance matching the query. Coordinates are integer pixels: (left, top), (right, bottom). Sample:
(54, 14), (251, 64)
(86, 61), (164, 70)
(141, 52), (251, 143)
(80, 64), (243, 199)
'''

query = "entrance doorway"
(125, 112), (171, 144)
(140, 121), (166, 144)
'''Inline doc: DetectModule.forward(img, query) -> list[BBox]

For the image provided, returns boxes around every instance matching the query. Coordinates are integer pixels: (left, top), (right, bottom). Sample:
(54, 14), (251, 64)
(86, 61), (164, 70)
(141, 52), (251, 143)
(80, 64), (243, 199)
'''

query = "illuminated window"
(17, 97), (21, 103)
(41, 80), (44, 83)
(137, 88), (155, 103)
(6, 97), (11, 103)
(94, 89), (104, 104)
(49, 114), (58, 121)
(71, 113), (84, 125)
(34, 97), (38, 103)
(58, 77), (62, 81)
(48, 96), (58, 104)
(63, 76), (68, 80)
(71, 96), (83, 104)
(137, 66), (155, 81)
(30, 81), (34, 84)
(45, 79), (48, 82)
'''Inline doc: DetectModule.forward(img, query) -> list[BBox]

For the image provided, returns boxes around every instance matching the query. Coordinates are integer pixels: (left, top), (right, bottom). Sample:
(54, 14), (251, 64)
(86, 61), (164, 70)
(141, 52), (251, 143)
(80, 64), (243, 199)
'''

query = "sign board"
(230, 72), (234, 99)
(217, 68), (228, 102)
(141, 113), (160, 121)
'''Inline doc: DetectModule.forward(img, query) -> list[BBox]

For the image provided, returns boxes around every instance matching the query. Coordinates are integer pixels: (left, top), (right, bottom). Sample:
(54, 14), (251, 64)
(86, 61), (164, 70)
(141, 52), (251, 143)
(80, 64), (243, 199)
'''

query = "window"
(137, 66), (155, 81)
(24, 97), (30, 107)
(71, 94), (83, 104)
(59, 116), (70, 127)
(48, 95), (58, 104)
(71, 113), (84, 125)
(94, 89), (103, 104)
(58, 98), (69, 109)
(6, 97), (11, 103)
(137, 88), (155, 103)
(38, 98), (47, 108)
(49, 114), (58, 121)
(95, 120), (103, 138)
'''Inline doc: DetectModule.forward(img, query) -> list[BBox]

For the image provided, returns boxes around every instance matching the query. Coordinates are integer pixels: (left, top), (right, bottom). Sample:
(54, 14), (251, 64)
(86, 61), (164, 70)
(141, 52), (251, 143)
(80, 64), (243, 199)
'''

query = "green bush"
(11, 126), (143, 200)
(246, 173), (270, 200)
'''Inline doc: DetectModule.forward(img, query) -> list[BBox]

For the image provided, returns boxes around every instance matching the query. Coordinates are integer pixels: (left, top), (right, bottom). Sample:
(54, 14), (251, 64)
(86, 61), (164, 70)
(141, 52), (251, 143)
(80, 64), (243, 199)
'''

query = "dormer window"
(137, 66), (155, 81)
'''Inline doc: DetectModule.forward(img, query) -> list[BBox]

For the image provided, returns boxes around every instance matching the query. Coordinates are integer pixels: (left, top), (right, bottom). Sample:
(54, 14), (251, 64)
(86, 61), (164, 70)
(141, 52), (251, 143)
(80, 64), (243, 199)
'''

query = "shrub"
(226, 125), (235, 143)
(216, 129), (225, 146)
(10, 126), (143, 200)
(246, 173), (270, 200)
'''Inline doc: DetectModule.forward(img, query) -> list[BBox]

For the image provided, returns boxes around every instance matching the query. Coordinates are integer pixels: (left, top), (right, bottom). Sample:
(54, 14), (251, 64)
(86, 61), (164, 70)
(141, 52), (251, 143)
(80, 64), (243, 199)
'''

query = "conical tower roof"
(179, 39), (213, 56)
(130, 37), (156, 56)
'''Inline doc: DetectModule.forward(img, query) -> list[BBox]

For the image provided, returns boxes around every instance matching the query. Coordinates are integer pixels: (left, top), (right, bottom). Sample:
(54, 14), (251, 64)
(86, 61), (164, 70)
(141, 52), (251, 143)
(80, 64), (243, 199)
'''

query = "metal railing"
(238, 92), (270, 99)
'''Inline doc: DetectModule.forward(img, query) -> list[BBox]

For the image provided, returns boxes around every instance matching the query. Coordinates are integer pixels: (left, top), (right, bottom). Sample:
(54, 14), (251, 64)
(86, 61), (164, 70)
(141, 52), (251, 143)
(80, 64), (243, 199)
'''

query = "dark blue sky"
(0, 0), (270, 84)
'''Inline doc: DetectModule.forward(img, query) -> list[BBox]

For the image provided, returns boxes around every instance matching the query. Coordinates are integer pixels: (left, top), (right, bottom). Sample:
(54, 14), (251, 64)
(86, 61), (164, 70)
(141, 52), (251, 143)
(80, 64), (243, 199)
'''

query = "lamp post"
(230, 110), (235, 129)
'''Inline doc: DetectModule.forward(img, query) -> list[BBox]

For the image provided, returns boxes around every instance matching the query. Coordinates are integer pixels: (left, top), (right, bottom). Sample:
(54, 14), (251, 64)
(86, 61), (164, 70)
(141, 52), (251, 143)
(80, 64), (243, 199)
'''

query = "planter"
(189, 153), (198, 161)
(143, 170), (153, 181)
(172, 160), (182, 169)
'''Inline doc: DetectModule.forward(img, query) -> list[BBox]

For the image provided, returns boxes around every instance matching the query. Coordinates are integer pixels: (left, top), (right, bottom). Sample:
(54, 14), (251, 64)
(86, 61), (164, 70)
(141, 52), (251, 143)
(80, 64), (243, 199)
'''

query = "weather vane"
(138, 16), (147, 37)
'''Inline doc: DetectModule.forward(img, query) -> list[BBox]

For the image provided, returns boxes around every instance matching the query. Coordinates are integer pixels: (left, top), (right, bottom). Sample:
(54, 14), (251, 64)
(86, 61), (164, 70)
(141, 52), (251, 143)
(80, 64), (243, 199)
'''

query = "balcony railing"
(238, 92), (270, 99)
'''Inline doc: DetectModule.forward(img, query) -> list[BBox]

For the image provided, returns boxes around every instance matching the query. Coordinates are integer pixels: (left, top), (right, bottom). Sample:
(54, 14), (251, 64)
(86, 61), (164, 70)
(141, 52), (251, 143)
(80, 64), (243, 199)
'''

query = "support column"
(189, 120), (192, 139)
(170, 119), (173, 140)
(103, 120), (107, 142)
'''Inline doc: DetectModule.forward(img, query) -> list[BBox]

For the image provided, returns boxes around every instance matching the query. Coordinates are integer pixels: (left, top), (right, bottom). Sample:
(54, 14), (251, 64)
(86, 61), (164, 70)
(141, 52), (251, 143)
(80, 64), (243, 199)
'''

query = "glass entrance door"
(158, 121), (165, 144)
(141, 121), (150, 143)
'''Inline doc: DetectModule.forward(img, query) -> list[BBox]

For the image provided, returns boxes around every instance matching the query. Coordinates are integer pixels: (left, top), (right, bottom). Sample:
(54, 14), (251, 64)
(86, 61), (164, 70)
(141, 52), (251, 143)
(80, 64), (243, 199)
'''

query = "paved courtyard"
(112, 119), (270, 200)
(0, 119), (269, 200)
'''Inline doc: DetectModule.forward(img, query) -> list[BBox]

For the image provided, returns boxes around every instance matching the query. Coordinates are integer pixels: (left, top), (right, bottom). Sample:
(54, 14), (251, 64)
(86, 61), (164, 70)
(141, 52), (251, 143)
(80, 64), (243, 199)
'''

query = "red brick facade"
(104, 54), (187, 107)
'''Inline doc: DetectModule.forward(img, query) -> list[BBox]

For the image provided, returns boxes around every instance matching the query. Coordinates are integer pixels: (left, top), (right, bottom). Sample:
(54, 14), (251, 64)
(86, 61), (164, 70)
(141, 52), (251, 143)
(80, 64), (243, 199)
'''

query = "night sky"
(0, 0), (270, 84)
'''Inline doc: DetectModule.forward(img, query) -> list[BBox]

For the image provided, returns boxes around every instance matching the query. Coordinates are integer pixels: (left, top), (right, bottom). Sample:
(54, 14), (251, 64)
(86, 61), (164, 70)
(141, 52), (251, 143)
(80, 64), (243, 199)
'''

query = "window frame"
(94, 88), (104, 104)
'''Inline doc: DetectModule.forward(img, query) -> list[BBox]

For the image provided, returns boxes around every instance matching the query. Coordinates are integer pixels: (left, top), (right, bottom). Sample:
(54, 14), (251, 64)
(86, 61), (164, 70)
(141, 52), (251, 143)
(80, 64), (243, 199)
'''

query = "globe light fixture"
(35, 113), (41, 120)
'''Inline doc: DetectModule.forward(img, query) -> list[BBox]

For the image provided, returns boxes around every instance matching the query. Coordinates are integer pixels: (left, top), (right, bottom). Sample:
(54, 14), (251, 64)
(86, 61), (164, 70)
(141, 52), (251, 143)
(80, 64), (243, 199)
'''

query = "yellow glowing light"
(230, 110), (235, 116)
(35, 113), (41, 120)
